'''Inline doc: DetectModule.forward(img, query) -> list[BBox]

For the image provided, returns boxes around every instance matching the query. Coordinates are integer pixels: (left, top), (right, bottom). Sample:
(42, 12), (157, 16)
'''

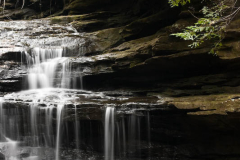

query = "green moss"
(168, 93), (240, 115)
(50, 15), (83, 24)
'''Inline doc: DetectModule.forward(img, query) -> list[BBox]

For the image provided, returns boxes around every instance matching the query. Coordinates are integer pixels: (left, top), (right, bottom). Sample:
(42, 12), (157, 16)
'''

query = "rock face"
(1, 0), (240, 159)
(0, 153), (4, 160)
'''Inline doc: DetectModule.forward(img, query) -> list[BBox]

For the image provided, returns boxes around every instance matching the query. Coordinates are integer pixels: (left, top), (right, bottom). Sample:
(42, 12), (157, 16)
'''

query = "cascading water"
(0, 19), (156, 160)
(44, 104), (54, 147)
(105, 107), (115, 160)
(55, 104), (64, 160)
(0, 19), (86, 160)
(74, 105), (80, 150)
(1, 89), (83, 160)
(24, 49), (75, 160)
(0, 137), (18, 160)
(21, 40), (74, 160)
(104, 108), (153, 160)
(0, 98), (19, 159)
(25, 47), (72, 89)
(0, 97), (4, 139)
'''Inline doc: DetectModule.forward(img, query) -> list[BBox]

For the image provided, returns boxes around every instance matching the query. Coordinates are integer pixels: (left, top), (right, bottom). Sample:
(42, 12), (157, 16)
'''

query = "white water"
(44, 104), (54, 147)
(30, 103), (40, 146)
(0, 97), (5, 140)
(0, 88), (153, 160)
(11, 19), (86, 160)
(25, 48), (72, 89)
(105, 107), (115, 160)
(104, 109), (153, 159)
(0, 137), (18, 160)
(23, 44), (73, 160)
(121, 117), (126, 157)
(2, 88), (84, 160)
(0, 19), (85, 90)
(75, 105), (80, 149)
(55, 104), (64, 160)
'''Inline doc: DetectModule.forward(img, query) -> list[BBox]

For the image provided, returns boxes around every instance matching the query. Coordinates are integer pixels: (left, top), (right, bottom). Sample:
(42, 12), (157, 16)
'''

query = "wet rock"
(119, 8), (180, 40)
(0, 8), (37, 20)
(20, 153), (30, 158)
(71, 20), (107, 32)
(0, 153), (4, 160)
(63, 0), (111, 15)
(85, 27), (124, 55)
(4, 3), (15, 9)
(2, 88), (168, 120)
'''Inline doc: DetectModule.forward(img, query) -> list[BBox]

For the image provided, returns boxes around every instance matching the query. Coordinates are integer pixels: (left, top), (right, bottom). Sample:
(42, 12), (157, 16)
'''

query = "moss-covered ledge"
(161, 94), (240, 115)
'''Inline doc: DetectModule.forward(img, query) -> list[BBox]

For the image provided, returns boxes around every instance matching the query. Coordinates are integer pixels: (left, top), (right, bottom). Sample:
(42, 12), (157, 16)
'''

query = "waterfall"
(104, 107), (115, 160)
(44, 104), (54, 147)
(21, 44), (82, 160)
(55, 104), (64, 160)
(75, 105), (80, 149)
(0, 19), (157, 160)
(30, 103), (40, 146)
(25, 47), (72, 89)
(121, 116), (126, 157)
(23, 46), (78, 160)
(1, 137), (18, 160)
(0, 97), (4, 140)
(0, 98), (19, 159)
(60, 58), (71, 88)
(147, 111), (151, 147)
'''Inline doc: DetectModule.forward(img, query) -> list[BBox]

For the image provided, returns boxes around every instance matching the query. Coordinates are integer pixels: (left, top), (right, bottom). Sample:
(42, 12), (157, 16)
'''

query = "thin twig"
(188, 10), (199, 19)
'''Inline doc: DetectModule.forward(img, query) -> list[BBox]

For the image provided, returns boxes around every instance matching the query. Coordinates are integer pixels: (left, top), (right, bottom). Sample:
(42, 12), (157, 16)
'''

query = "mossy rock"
(167, 94), (240, 115)
(71, 20), (106, 32)
(120, 7), (180, 40)
(217, 41), (240, 59)
(50, 15), (84, 24)
(87, 27), (123, 54)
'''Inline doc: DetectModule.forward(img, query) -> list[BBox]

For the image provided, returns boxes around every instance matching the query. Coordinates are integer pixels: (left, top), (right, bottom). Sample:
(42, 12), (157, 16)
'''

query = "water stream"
(0, 19), (85, 160)
(55, 104), (64, 160)
(0, 19), (154, 160)
(26, 48), (65, 89)
(105, 107), (115, 160)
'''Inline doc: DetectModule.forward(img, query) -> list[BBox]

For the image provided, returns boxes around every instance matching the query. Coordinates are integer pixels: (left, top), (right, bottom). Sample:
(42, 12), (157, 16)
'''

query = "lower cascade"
(0, 90), (153, 160)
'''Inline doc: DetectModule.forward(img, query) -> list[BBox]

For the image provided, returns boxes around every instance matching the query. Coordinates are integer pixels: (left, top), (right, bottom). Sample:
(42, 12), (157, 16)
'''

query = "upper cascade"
(0, 19), (86, 90)
(0, 19), (85, 54)
(26, 47), (70, 89)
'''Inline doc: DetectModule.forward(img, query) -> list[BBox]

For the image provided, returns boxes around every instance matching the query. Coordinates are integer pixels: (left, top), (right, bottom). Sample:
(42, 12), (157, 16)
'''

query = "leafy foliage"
(168, 0), (191, 7)
(169, 0), (239, 54)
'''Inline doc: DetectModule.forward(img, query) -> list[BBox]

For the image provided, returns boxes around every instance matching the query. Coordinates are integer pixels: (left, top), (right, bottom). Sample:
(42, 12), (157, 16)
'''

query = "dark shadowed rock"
(0, 153), (4, 160)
